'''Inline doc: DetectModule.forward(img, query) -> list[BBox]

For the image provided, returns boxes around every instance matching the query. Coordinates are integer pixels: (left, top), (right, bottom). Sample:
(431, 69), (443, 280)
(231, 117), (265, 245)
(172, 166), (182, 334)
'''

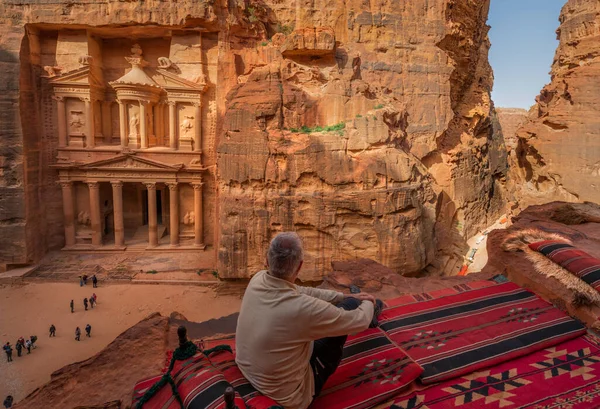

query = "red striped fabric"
(379, 282), (587, 384)
(529, 240), (600, 291)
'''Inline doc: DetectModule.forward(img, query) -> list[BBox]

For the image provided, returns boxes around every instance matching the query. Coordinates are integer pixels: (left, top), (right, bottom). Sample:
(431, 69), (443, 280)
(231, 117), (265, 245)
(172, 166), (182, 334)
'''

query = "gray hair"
(267, 232), (304, 279)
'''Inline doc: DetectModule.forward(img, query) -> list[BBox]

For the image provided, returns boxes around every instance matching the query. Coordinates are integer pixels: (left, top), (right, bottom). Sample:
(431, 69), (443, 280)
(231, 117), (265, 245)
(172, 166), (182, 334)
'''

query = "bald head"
(267, 232), (304, 280)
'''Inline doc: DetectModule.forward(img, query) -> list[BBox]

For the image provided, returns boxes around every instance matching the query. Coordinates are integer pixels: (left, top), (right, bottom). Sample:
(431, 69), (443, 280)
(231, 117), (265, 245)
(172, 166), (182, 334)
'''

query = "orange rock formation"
(0, 0), (507, 278)
(511, 0), (600, 209)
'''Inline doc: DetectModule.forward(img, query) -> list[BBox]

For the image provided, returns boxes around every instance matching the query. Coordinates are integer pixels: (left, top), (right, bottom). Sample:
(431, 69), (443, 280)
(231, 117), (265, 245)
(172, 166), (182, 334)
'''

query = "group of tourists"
(74, 324), (92, 341)
(3, 336), (38, 362)
(70, 293), (97, 313)
(79, 274), (98, 288)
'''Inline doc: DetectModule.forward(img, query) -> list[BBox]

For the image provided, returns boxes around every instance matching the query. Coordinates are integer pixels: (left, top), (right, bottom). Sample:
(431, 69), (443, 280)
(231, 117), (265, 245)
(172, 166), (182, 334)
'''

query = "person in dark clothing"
(25, 339), (31, 354)
(83, 297), (88, 311)
(49, 325), (56, 337)
(89, 296), (95, 309)
(3, 395), (13, 408)
(75, 327), (81, 341)
(85, 324), (92, 337)
(92, 274), (98, 288)
(82, 274), (88, 285)
(70, 299), (74, 313)
(29, 335), (37, 349)
(15, 341), (22, 357)
(3, 343), (12, 362)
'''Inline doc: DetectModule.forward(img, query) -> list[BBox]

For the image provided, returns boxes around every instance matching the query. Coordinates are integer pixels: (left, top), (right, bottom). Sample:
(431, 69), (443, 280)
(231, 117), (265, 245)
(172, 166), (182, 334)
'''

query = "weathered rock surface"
(484, 202), (600, 329)
(495, 108), (529, 154)
(0, 0), (508, 278)
(511, 0), (600, 209)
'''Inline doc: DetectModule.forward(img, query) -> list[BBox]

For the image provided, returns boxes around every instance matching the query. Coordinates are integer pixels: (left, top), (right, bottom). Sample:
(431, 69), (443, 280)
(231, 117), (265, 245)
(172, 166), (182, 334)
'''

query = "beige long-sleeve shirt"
(235, 270), (374, 409)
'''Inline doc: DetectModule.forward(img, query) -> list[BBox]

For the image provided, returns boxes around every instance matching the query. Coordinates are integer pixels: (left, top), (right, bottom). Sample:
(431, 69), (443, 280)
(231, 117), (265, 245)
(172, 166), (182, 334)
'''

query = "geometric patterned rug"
(384, 332), (600, 409)
(379, 282), (587, 384)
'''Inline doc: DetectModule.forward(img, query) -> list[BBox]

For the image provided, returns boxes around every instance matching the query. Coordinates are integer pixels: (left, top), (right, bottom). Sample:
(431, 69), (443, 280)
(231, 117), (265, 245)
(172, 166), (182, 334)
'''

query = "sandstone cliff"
(511, 0), (600, 209)
(0, 0), (507, 278)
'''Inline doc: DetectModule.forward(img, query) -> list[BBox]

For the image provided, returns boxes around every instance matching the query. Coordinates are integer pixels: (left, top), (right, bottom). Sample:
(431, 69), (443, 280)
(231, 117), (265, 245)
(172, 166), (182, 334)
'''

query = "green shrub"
(146, 270), (158, 274)
(356, 114), (362, 118)
(374, 104), (384, 109)
(288, 122), (345, 135)
(261, 41), (269, 47)
(277, 23), (294, 35)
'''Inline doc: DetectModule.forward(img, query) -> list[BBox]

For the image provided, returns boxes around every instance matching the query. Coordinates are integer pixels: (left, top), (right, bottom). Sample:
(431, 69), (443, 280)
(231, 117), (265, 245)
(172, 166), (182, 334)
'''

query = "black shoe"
(369, 299), (384, 328)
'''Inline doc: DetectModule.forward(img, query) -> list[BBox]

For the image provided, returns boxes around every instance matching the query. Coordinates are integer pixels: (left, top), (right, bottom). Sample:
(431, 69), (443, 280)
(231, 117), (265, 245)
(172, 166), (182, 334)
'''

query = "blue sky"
(488, 0), (565, 109)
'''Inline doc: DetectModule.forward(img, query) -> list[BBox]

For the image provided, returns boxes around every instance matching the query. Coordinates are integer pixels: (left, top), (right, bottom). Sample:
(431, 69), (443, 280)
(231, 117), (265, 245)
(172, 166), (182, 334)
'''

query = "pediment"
(50, 66), (91, 85)
(77, 155), (183, 171)
(155, 69), (207, 92)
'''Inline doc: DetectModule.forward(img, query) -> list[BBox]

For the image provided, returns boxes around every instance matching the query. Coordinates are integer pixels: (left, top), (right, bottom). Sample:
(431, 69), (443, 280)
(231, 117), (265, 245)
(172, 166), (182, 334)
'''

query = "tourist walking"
(49, 324), (56, 337)
(75, 327), (81, 341)
(89, 296), (95, 309)
(92, 274), (98, 288)
(25, 338), (32, 354)
(3, 395), (13, 408)
(15, 340), (22, 357)
(92, 293), (97, 304)
(85, 324), (92, 337)
(82, 274), (88, 286)
(30, 335), (37, 349)
(3, 343), (13, 362)
(70, 299), (74, 313)
(17, 337), (25, 351)
(83, 297), (88, 311)
(79, 276), (84, 287)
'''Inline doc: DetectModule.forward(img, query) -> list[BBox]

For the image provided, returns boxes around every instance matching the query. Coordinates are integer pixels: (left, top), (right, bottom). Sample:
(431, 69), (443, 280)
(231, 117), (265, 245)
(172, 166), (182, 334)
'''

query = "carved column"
(82, 97), (95, 148)
(118, 100), (127, 148)
(54, 96), (67, 148)
(102, 101), (112, 144)
(167, 183), (179, 247)
(140, 101), (148, 149)
(88, 182), (102, 246)
(168, 101), (177, 150)
(193, 102), (202, 152)
(111, 181), (125, 247)
(145, 183), (158, 247)
(156, 103), (164, 146)
(147, 102), (155, 146)
(60, 181), (76, 247)
(192, 182), (204, 247)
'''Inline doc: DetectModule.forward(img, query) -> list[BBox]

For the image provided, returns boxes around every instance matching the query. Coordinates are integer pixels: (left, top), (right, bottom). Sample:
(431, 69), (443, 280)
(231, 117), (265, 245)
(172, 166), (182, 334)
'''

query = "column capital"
(110, 180), (123, 188)
(139, 99), (151, 106)
(191, 182), (204, 190)
(58, 181), (73, 188)
(143, 182), (157, 191)
(167, 101), (177, 107)
(87, 181), (99, 189)
(80, 97), (92, 103)
(166, 182), (178, 191)
(52, 95), (65, 102)
(192, 102), (201, 108)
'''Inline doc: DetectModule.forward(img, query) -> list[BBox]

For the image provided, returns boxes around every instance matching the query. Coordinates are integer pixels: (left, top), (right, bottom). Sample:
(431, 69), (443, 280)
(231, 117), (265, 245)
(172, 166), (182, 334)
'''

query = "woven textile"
(529, 240), (600, 291)
(379, 282), (587, 384)
(310, 328), (423, 409)
(206, 349), (284, 409)
(132, 353), (247, 409)
(386, 333), (600, 409)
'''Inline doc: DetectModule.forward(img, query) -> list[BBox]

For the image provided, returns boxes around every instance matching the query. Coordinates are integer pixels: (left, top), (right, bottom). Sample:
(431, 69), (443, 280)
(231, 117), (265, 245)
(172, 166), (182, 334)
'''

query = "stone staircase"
(130, 224), (167, 243)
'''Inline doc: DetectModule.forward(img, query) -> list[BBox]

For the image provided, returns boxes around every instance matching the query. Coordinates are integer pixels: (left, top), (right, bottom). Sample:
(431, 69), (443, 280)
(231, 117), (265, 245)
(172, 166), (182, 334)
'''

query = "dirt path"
(0, 282), (242, 402)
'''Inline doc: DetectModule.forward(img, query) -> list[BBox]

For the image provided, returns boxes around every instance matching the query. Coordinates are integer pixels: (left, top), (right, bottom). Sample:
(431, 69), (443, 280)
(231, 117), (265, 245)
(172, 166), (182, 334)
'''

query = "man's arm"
(303, 296), (374, 340)
(297, 286), (345, 304)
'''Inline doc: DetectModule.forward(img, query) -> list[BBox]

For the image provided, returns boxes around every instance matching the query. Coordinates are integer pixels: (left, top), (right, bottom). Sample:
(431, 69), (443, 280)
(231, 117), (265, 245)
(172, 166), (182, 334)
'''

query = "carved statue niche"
(129, 113), (140, 137)
(181, 115), (194, 136)
(69, 110), (85, 134)
(77, 211), (91, 226)
(184, 211), (195, 225)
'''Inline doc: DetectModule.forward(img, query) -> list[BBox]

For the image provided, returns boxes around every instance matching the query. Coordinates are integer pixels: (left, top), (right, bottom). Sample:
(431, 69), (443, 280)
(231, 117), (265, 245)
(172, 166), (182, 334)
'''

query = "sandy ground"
(465, 215), (511, 274)
(0, 282), (242, 402)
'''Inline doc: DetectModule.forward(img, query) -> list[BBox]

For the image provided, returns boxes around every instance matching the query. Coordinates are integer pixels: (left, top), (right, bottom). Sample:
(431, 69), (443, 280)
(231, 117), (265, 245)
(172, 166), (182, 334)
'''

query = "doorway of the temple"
(141, 189), (163, 225)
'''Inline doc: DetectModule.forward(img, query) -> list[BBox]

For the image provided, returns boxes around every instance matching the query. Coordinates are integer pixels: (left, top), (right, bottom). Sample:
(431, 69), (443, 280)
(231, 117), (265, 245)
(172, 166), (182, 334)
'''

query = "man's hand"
(347, 293), (376, 304)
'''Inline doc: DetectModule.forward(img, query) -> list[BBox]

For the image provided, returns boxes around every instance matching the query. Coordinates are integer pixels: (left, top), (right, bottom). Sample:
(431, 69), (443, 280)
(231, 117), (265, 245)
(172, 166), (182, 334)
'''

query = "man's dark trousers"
(309, 297), (361, 399)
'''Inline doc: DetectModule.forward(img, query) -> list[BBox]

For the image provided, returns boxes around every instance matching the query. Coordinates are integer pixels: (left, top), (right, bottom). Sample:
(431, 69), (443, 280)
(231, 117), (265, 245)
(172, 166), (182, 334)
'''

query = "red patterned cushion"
(309, 328), (423, 409)
(132, 353), (247, 409)
(206, 349), (284, 409)
(529, 240), (600, 291)
(379, 282), (586, 384)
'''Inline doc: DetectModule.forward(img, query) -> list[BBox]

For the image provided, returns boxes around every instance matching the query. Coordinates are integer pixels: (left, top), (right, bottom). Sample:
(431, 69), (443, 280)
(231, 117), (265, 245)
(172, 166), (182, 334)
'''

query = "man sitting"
(236, 232), (381, 409)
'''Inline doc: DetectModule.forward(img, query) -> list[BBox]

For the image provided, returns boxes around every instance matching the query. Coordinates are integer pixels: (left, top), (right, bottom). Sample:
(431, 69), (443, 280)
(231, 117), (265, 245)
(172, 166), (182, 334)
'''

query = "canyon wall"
(0, 0), (507, 279)
(512, 0), (600, 209)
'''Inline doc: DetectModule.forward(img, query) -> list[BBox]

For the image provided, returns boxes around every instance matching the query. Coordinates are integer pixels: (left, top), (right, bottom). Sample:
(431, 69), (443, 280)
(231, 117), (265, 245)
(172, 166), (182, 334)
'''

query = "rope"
(202, 344), (232, 357)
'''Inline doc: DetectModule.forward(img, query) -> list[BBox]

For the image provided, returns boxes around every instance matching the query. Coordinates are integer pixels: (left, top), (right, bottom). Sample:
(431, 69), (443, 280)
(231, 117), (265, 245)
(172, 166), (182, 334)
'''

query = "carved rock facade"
(0, 0), (507, 279)
(511, 0), (600, 209)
